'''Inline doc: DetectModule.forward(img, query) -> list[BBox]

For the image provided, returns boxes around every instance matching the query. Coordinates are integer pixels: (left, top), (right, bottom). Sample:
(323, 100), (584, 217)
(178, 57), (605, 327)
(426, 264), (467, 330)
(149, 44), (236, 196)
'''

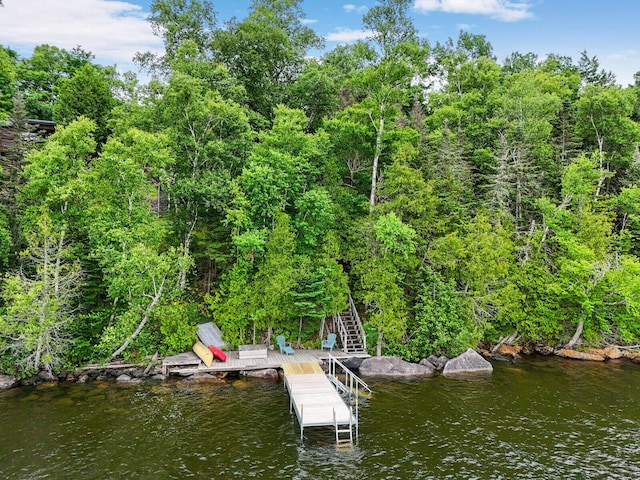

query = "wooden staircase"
(331, 295), (367, 354)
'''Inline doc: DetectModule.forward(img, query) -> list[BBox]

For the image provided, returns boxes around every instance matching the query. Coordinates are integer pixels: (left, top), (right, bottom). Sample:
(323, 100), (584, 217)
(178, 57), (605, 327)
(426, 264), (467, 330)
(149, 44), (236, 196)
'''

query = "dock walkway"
(162, 348), (368, 375)
(163, 348), (370, 445)
(283, 361), (356, 444)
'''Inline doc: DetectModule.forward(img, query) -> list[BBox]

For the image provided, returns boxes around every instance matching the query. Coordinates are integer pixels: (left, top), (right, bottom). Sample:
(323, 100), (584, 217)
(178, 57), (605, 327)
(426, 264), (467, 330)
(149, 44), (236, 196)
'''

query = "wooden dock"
(283, 361), (356, 444)
(162, 348), (368, 375)
(163, 348), (370, 445)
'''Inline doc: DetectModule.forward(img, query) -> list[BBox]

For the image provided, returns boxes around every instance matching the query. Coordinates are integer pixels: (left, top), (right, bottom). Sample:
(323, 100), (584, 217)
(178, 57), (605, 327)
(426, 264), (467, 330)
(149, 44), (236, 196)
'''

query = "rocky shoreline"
(1, 345), (639, 391)
(484, 343), (640, 363)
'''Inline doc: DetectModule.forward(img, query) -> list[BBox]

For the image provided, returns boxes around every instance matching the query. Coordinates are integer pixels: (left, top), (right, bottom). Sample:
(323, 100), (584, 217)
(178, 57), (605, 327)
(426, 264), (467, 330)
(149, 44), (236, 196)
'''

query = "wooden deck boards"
(285, 373), (354, 430)
(281, 361), (324, 375)
(162, 344), (366, 442)
(163, 348), (369, 375)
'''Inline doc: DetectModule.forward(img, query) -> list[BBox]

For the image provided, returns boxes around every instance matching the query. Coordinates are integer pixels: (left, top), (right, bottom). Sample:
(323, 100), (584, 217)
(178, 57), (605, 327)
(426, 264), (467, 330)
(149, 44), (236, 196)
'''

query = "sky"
(0, 0), (638, 86)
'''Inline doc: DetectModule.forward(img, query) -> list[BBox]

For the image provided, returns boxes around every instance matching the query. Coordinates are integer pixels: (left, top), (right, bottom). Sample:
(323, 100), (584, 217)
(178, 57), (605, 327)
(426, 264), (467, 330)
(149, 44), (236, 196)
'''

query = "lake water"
(1, 356), (639, 479)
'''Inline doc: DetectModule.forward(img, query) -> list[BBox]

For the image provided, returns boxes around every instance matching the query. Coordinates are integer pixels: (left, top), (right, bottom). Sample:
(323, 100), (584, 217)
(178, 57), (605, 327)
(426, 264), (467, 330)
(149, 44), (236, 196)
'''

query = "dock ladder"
(334, 407), (354, 447)
(326, 354), (372, 445)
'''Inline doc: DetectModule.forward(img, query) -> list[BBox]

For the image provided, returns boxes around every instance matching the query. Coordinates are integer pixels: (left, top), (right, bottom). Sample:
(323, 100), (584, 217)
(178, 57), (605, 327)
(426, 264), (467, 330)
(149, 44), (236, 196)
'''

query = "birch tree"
(0, 214), (83, 376)
(357, 0), (428, 209)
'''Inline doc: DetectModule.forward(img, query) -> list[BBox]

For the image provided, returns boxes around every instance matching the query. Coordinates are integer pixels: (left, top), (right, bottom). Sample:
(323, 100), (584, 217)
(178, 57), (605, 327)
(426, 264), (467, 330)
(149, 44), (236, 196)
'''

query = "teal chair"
(321, 333), (337, 352)
(276, 335), (294, 355)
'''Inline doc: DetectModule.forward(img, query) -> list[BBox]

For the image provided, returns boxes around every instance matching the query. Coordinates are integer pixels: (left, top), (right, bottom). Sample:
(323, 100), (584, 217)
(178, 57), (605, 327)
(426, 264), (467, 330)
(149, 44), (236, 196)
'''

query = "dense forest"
(1, 0), (640, 377)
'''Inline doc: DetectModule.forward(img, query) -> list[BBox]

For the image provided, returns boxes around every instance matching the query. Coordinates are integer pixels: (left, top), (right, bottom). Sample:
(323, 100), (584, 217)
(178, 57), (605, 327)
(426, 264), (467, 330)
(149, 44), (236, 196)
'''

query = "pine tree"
(0, 93), (35, 267)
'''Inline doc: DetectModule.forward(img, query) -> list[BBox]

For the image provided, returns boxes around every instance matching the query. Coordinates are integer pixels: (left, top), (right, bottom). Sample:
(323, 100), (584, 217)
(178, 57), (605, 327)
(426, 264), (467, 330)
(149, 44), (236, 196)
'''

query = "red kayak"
(208, 345), (227, 362)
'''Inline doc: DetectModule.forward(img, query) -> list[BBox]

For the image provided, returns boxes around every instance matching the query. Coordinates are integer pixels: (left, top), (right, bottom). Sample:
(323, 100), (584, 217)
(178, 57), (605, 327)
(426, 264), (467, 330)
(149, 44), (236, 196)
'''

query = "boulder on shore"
(535, 345), (554, 355)
(589, 346), (623, 360)
(555, 348), (605, 362)
(0, 374), (17, 390)
(183, 372), (225, 383)
(243, 368), (278, 379)
(38, 370), (57, 382)
(116, 374), (143, 384)
(341, 356), (364, 371)
(359, 356), (435, 377)
(422, 355), (448, 371)
(442, 348), (493, 377)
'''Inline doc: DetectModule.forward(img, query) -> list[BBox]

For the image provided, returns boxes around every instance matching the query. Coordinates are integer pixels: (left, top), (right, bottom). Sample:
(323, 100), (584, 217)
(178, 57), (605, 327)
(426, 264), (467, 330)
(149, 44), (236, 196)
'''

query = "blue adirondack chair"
(276, 335), (294, 355)
(321, 333), (337, 352)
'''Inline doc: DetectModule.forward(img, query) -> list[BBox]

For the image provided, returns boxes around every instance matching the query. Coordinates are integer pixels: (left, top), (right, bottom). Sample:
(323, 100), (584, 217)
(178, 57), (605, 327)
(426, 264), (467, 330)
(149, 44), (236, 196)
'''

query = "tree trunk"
(492, 330), (518, 353)
(178, 217), (196, 291)
(111, 276), (166, 358)
(565, 320), (584, 349)
(319, 316), (326, 340)
(369, 104), (385, 211)
(53, 230), (65, 295)
(591, 115), (606, 204)
(376, 331), (383, 357)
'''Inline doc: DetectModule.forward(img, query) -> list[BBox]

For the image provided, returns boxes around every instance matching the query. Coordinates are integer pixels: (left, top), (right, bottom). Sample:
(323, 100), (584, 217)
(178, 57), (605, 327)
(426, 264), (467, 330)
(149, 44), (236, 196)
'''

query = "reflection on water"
(1, 357), (639, 479)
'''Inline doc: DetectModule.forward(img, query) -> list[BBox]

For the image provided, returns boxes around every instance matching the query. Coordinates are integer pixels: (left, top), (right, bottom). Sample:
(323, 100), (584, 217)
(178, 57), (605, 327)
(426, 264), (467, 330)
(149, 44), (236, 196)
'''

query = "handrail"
(327, 354), (372, 396)
(334, 312), (349, 353)
(326, 354), (370, 444)
(348, 294), (366, 352)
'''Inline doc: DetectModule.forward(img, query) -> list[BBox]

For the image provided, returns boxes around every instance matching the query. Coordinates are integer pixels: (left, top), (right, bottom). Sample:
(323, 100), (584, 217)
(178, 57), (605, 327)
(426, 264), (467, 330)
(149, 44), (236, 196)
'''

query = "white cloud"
(327, 28), (372, 43)
(608, 49), (639, 62)
(0, 0), (162, 71)
(301, 18), (319, 25)
(414, 0), (534, 22)
(456, 23), (476, 31)
(604, 49), (639, 86)
(343, 4), (368, 15)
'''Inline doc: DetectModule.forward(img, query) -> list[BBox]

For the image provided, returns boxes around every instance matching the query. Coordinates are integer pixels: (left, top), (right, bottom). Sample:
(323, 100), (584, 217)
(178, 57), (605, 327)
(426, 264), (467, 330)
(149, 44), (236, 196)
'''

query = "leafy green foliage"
(212, 0), (323, 121)
(17, 45), (93, 120)
(407, 268), (475, 359)
(154, 301), (200, 355)
(3, 11), (640, 375)
(0, 214), (83, 376)
(0, 46), (17, 118)
(350, 213), (418, 355)
(53, 64), (118, 144)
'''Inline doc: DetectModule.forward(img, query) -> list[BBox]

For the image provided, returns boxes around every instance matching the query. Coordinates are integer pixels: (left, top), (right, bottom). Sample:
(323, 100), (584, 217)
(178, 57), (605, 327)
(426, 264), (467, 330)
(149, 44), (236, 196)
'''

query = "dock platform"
(162, 348), (368, 375)
(283, 361), (356, 444)
(163, 349), (371, 445)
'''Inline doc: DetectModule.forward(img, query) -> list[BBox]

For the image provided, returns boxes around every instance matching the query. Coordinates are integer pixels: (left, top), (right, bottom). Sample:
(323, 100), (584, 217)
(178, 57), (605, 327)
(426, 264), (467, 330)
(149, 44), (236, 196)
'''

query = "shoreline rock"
(0, 374), (17, 390)
(555, 348), (605, 362)
(422, 355), (448, 371)
(2, 343), (640, 391)
(443, 348), (493, 377)
(242, 368), (279, 379)
(359, 356), (435, 377)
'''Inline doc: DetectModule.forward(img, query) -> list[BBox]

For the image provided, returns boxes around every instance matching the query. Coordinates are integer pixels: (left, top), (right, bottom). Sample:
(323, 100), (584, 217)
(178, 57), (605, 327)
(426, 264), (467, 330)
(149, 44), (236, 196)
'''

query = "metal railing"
(334, 312), (349, 353)
(325, 354), (372, 441)
(348, 294), (367, 352)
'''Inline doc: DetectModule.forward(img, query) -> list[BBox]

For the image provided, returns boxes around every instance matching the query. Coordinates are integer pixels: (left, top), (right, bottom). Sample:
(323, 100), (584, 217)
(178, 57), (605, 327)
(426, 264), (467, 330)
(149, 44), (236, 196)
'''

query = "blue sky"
(0, 0), (638, 86)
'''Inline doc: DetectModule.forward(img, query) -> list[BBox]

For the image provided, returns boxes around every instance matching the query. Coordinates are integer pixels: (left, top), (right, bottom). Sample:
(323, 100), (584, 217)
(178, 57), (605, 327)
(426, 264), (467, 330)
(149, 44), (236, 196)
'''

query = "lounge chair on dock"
(276, 335), (294, 355)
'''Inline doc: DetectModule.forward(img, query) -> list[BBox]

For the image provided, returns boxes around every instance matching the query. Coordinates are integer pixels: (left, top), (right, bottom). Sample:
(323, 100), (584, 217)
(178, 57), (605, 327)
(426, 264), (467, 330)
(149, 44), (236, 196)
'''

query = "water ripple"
(1, 358), (640, 479)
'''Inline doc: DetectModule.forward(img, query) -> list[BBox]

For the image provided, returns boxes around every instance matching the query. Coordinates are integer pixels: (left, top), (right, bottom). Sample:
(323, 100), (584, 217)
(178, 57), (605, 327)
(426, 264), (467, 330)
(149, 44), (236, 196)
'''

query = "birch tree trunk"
(565, 321), (584, 349)
(111, 275), (166, 359)
(369, 104), (385, 211)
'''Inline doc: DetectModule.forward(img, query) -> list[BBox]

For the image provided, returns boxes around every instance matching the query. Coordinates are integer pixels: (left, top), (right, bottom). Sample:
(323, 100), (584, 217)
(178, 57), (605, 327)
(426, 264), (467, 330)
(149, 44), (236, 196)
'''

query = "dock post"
(355, 398), (359, 439)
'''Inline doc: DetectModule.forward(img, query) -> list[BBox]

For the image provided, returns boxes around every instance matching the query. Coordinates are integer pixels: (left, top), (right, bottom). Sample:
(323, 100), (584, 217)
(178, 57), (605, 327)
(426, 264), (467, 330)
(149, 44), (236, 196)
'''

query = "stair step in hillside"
(332, 296), (367, 354)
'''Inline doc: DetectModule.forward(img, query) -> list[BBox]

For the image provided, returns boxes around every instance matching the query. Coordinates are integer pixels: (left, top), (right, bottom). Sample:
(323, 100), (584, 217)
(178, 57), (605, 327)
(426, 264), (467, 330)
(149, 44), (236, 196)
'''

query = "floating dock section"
(282, 356), (371, 446)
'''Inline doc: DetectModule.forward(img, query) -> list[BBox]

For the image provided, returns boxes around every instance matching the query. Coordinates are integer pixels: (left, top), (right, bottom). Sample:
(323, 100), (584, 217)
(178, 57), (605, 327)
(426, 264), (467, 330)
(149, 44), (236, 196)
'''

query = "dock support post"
(355, 399), (359, 439)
